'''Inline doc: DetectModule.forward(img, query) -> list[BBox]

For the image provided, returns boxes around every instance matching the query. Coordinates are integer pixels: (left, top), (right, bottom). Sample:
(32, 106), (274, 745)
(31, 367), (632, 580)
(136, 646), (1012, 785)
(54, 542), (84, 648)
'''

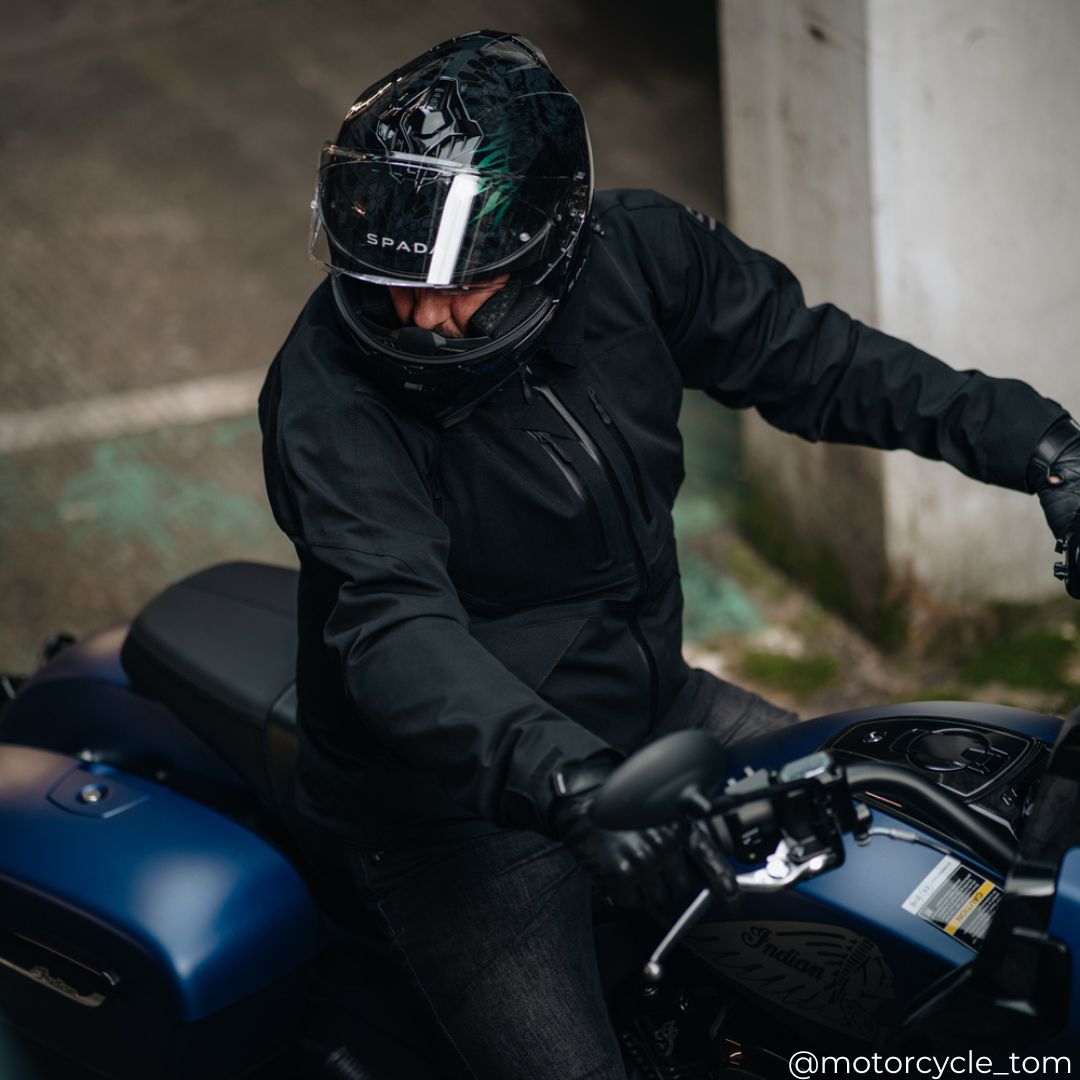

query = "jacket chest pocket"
(436, 424), (636, 610)
(526, 429), (613, 571)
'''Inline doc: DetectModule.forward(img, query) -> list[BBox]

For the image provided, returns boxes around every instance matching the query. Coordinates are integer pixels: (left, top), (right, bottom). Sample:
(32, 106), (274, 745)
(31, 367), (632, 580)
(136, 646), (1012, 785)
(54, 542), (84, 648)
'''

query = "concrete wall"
(720, 1), (890, 629)
(720, 0), (1080, 626)
(869, 1), (1080, 601)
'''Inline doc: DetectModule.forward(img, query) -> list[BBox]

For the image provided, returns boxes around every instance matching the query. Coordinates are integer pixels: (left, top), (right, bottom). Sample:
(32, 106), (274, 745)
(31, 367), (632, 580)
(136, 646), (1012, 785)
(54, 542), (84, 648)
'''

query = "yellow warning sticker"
(944, 880), (995, 937)
(902, 856), (1002, 951)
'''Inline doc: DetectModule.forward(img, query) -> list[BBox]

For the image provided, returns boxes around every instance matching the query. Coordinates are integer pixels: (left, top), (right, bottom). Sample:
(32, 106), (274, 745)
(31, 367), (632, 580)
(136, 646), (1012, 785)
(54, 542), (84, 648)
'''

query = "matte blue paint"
(0, 745), (323, 1022)
(1047, 848), (1080, 1049)
(1, 625), (246, 791)
(699, 701), (1063, 1036)
(797, 831), (983, 968)
(48, 769), (149, 818)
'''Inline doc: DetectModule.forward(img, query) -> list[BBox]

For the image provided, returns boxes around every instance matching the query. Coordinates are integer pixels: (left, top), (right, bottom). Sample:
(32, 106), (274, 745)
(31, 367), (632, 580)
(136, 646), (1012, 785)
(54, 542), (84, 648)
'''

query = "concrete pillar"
(720, 0), (1080, 635)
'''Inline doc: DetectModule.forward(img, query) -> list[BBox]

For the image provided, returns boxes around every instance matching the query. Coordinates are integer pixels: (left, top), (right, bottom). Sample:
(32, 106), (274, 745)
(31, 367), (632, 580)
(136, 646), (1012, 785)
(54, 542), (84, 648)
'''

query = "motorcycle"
(0, 527), (1078, 1078)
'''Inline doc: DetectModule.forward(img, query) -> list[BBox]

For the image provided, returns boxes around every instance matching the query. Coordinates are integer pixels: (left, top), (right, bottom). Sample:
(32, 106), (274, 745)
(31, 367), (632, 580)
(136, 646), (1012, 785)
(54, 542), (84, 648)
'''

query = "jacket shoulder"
(273, 279), (354, 380)
(590, 189), (727, 259)
(591, 189), (766, 272)
(260, 279), (434, 468)
(263, 278), (385, 425)
(592, 188), (684, 227)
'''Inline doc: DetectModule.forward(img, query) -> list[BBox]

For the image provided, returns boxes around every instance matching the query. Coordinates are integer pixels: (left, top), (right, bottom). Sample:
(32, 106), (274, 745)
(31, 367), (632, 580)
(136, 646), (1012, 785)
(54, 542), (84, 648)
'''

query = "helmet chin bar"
(393, 326), (494, 357)
(332, 273), (549, 364)
(330, 272), (559, 427)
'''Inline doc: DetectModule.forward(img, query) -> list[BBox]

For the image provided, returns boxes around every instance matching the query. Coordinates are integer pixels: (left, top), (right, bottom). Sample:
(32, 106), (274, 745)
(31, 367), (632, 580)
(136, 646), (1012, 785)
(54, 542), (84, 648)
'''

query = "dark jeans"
(343, 671), (798, 1080)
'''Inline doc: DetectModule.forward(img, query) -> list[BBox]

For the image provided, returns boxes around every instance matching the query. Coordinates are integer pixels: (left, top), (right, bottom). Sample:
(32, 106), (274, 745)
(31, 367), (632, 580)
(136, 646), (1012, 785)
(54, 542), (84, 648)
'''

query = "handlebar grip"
(687, 819), (740, 912)
(1056, 524), (1080, 600)
(845, 762), (1017, 872)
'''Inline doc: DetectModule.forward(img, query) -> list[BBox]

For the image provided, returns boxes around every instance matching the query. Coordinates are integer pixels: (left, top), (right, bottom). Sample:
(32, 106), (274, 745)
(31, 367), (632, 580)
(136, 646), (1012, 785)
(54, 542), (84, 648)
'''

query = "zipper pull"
(533, 429), (573, 463)
(587, 388), (612, 424)
(548, 437), (573, 464)
(520, 368), (534, 405)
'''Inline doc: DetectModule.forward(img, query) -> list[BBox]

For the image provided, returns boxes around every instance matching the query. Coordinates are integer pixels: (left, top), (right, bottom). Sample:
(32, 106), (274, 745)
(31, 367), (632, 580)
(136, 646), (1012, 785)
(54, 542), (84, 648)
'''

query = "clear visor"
(310, 146), (583, 287)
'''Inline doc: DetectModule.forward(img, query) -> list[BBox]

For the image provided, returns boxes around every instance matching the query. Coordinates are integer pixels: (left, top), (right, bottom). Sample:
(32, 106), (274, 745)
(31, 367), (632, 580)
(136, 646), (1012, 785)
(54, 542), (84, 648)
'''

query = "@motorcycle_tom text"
(788, 1051), (1073, 1079)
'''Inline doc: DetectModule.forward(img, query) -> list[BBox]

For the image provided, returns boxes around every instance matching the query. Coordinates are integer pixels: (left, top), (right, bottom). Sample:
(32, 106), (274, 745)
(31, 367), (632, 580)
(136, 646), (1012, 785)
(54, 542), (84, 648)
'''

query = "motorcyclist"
(258, 30), (1080, 1080)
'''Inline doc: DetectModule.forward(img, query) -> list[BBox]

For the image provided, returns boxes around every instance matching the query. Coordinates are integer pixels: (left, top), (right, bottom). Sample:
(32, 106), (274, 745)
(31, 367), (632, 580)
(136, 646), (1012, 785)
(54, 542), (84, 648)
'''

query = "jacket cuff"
(1025, 414), (1080, 493)
(499, 744), (623, 835)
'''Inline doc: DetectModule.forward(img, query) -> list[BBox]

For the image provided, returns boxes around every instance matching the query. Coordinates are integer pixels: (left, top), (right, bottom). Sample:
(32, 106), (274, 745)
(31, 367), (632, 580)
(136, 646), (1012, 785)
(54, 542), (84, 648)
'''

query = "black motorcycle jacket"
(259, 189), (1066, 844)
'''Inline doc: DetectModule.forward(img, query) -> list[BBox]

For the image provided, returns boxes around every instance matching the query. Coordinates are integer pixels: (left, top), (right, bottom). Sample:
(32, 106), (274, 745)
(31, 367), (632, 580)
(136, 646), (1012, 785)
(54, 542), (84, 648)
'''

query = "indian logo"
(686, 921), (896, 1042)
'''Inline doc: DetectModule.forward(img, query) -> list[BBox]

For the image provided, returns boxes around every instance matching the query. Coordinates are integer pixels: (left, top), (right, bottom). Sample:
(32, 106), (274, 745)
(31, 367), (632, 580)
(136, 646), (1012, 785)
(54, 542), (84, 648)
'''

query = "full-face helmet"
(310, 30), (593, 424)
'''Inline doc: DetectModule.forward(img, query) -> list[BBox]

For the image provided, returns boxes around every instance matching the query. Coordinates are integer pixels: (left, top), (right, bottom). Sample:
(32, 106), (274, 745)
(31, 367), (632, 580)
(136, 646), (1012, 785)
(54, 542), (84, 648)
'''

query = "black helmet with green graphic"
(310, 30), (593, 424)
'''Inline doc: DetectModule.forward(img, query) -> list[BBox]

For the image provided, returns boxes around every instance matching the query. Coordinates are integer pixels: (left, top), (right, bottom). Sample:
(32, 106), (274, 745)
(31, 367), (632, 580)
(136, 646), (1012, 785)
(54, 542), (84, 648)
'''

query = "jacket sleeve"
(641, 198), (1064, 492)
(259, 326), (611, 833)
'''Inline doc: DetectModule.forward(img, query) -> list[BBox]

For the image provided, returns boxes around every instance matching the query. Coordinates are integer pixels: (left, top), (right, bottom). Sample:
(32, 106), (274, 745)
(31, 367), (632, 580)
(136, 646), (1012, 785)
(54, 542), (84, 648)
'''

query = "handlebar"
(624, 741), (1023, 982)
(1055, 522), (1080, 600)
(845, 762), (1017, 872)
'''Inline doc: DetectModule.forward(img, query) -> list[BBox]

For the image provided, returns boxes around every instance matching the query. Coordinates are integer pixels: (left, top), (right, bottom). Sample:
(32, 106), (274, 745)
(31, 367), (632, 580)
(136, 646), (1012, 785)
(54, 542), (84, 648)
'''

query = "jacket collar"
(543, 265), (589, 367)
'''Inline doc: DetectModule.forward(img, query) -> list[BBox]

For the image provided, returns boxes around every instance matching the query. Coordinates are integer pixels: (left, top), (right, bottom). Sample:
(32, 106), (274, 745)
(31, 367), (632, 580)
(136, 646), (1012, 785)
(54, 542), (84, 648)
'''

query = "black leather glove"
(1028, 415), (1080, 540)
(549, 757), (699, 910)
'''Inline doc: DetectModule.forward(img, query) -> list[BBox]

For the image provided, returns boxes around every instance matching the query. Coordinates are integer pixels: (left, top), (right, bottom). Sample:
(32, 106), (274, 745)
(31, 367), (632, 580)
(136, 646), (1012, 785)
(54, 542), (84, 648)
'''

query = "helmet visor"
(311, 147), (586, 287)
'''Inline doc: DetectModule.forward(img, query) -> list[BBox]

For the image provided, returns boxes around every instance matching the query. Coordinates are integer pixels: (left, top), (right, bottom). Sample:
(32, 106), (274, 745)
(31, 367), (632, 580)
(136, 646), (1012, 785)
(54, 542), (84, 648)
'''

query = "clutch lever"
(642, 887), (713, 983)
(639, 750), (854, 982)
(641, 818), (739, 982)
(641, 838), (827, 982)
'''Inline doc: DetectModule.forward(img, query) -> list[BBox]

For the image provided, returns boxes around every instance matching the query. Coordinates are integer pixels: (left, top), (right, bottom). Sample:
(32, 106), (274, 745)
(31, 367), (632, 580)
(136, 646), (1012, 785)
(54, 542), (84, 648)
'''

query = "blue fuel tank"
(683, 702), (1063, 1047)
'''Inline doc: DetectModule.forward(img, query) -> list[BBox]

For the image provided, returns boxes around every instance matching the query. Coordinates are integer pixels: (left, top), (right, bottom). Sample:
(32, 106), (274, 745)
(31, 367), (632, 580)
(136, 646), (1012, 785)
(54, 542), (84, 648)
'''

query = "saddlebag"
(0, 743), (324, 1079)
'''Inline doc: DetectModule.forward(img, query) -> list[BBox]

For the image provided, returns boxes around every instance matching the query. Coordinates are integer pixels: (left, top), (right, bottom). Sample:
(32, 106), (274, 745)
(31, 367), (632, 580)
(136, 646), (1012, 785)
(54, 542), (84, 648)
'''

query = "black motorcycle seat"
(118, 562), (631, 929)
(120, 561), (301, 821)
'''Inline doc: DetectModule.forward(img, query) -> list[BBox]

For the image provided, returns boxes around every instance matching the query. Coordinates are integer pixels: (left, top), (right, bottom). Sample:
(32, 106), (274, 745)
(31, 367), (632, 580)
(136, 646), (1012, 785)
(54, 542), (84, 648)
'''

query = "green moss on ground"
(739, 651), (839, 698)
(899, 687), (972, 703)
(739, 487), (909, 650)
(959, 631), (1077, 693)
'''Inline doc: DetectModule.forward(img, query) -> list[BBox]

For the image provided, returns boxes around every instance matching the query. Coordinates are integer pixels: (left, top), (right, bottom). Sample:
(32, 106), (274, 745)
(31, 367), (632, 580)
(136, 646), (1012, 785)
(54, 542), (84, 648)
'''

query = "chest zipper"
(586, 388), (653, 524)
(528, 430), (613, 570)
(528, 375), (660, 725)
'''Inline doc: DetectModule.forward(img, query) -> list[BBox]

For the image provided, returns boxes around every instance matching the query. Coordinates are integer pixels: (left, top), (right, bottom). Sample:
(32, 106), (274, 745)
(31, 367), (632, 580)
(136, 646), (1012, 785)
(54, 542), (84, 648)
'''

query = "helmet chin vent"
(395, 327), (446, 355)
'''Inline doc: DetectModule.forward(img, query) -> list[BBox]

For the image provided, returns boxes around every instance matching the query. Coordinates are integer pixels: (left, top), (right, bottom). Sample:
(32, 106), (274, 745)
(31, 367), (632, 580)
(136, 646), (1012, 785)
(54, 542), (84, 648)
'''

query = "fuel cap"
(907, 729), (990, 772)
